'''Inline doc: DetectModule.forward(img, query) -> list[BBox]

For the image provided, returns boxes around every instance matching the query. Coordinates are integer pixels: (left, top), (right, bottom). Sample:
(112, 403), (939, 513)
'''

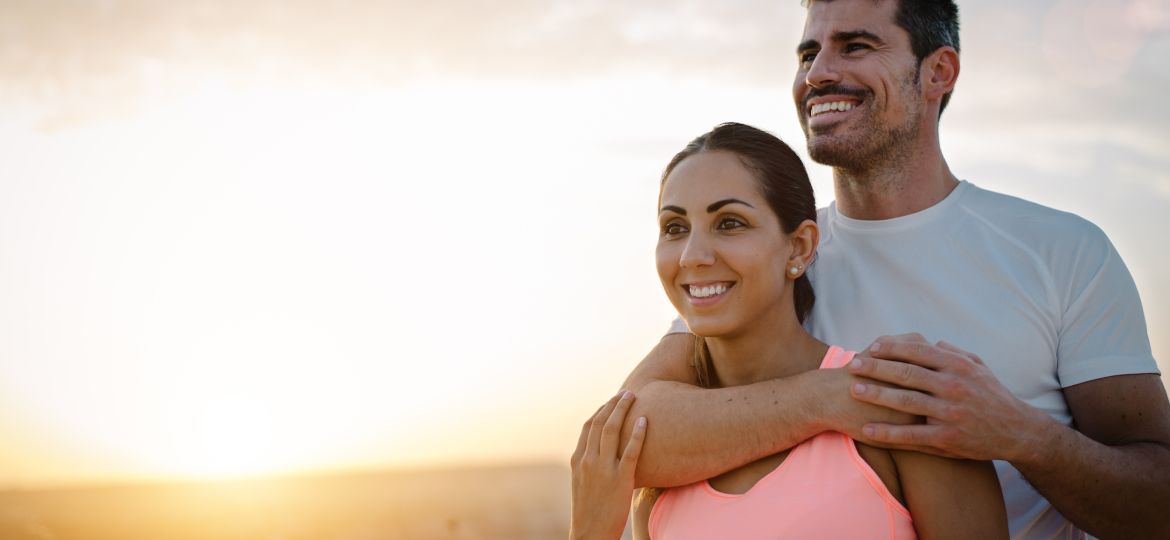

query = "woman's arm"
(893, 451), (1008, 539)
(622, 335), (918, 488)
(570, 391), (648, 540)
(630, 489), (659, 540)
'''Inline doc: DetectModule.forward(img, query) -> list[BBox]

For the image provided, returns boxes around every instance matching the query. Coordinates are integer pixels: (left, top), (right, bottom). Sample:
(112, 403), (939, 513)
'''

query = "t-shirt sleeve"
(1055, 224), (1160, 387)
(666, 316), (689, 336)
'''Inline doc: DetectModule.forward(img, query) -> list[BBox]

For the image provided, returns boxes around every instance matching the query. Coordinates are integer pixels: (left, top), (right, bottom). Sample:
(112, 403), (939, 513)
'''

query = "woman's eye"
(662, 222), (686, 236)
(718, 217), (746, 230)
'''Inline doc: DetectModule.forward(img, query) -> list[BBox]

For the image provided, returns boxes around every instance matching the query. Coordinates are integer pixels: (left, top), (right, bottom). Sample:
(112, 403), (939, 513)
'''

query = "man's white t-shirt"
(669, 181), (1159, 539)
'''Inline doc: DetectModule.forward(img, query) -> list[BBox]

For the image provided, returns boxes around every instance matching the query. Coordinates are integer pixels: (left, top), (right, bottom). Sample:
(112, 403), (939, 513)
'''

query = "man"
(618, 1), (1170, 538)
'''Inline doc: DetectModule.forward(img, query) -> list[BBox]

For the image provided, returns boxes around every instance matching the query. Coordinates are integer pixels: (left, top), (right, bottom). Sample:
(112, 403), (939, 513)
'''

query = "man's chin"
(807, 139), (858, 167)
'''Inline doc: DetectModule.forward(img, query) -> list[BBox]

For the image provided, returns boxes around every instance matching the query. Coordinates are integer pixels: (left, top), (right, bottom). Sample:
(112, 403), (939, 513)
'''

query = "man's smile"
(810, 100), (856, 116)
(805, 96), (864, 130)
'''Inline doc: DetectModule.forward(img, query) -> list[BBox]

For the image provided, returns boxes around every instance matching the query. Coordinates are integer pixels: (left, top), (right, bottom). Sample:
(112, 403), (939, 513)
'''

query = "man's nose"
(805, 52), (842, 90)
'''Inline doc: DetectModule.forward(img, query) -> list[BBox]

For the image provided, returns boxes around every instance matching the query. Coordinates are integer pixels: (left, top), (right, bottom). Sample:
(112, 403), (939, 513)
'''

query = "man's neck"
(832, 142), (960, 221)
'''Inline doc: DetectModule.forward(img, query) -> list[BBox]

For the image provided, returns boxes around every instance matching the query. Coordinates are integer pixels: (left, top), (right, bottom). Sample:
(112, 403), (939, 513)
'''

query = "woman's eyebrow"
(707, 198), (753, 213)
(659, 205), (686, 216)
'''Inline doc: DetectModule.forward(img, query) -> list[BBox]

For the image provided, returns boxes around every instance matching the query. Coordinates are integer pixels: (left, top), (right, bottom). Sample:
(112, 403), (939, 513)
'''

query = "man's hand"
(846, 333), (1056, 461)
(817, 365), (921, 441)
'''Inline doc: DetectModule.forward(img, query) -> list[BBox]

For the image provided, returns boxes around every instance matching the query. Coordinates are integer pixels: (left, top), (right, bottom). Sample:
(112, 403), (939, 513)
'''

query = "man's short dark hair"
(805, 0), (961, 115)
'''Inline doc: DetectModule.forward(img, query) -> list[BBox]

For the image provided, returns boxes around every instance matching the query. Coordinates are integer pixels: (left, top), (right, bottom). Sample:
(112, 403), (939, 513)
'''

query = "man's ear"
(787, 219), (819, 279)
(923, 46), (960, 104)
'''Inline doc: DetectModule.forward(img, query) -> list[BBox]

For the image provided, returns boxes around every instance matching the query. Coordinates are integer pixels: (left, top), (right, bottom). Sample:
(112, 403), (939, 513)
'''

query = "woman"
(570, 123), (1007, 539)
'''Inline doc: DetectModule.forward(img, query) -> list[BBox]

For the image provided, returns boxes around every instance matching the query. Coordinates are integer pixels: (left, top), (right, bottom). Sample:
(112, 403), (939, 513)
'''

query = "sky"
(1, 0), (1168, 488)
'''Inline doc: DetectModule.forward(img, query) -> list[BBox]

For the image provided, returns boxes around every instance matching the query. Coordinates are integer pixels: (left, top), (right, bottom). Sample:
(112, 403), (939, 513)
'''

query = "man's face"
(792, 0), (925, 168)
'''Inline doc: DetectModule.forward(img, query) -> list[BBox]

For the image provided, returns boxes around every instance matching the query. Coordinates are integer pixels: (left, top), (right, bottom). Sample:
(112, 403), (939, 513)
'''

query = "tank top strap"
(817, 345), (856, 369)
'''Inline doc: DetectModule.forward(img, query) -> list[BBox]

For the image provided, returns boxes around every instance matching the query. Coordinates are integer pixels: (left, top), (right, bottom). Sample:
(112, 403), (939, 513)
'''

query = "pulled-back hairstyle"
(660, 122), (817, 388)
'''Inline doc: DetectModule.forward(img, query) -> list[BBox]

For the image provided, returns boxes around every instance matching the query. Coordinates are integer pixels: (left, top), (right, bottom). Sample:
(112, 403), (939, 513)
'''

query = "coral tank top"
(648, 346), (916, 539)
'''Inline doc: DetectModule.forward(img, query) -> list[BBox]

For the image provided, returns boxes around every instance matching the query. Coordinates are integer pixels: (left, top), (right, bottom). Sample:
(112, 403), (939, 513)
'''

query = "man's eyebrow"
(832, 29), (884, 45)
(797, 30), (884, 55)
(707, 198), (753, 213)
(660, 205), (686, 216)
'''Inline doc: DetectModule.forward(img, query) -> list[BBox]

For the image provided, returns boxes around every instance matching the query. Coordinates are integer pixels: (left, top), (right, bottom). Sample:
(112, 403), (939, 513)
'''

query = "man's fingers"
(851, 382), (951, 419)
(586, 392), (623, 458)
(860, 423), (964, 458)
(936, 340), (986, 365)
(861, 337), (977, 376)
(600, 391), (635, 459)
(849, 356), (944, 393)
(619, 416), (647, 475)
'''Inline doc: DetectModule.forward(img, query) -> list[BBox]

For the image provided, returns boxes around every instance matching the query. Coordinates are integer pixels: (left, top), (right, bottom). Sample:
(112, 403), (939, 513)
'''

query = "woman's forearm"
(617, 333), (833, 487)
(623, 375), (830, 487)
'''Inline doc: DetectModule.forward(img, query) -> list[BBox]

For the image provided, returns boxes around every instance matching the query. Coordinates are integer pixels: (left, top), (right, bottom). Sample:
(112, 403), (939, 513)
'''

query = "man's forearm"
(622, 374), (829, 488)
(1014, 419), (1170, 539)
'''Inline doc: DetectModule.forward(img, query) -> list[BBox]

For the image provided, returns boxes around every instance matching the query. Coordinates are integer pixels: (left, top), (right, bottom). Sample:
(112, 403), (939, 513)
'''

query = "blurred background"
(1, 0), (1168, 538)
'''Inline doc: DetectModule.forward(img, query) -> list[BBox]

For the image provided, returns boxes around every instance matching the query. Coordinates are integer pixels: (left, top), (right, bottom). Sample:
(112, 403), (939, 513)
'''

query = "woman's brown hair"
(659, 122), (817, 389)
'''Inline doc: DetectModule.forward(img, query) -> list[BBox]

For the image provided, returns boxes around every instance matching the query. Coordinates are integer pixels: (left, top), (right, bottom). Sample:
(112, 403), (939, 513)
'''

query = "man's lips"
(802, 86), (869, 120)
(809, 99), (858, 117)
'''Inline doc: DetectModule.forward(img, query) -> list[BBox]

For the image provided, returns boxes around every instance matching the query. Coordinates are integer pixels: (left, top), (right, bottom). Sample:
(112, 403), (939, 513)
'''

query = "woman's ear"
(786, 219), (819, 279)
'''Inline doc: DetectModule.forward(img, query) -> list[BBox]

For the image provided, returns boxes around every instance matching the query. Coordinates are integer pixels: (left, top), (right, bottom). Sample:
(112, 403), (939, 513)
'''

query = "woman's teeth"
(689, 283), (729, 298)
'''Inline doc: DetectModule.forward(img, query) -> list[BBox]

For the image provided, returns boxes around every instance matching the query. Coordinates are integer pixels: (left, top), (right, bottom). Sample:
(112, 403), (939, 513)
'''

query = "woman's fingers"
(619, 416), (647, 476)
(586, 392), (623, 459)
(600, 391), (635, 459)
(571, 414), (592, 467)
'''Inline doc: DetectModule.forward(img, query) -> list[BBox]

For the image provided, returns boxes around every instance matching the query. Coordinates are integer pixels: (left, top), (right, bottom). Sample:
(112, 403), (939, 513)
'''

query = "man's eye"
(799, 52), (817, 64)
(845, 43), (870, 53)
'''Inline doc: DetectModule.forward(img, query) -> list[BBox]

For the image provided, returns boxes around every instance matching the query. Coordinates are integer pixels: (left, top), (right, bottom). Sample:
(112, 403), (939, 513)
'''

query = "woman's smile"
(683, 281), (736, 306)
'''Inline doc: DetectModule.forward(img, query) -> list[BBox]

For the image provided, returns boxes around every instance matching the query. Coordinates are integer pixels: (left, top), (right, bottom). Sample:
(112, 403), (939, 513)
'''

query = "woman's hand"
(570, 391), (648, 540)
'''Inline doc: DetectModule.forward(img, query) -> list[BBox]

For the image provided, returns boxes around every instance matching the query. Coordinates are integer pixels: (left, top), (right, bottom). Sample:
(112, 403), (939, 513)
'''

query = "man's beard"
(800, 73), (923, 171)
(806, 113), (919, 170)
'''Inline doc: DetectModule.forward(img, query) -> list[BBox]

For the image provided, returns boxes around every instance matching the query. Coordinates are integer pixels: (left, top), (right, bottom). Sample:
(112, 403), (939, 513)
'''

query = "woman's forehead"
(661, 151), (766, 208)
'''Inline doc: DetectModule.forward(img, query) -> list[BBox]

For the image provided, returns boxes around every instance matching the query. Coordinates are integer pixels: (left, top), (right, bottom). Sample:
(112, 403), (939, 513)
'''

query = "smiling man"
(616, 1), (1170, 539)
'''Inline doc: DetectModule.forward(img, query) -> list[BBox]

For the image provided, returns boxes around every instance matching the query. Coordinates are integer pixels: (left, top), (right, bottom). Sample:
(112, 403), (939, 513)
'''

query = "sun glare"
(4, 76), (637, 483)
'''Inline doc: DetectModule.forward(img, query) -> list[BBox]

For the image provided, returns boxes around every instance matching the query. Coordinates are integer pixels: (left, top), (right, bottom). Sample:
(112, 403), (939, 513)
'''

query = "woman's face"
(656, 150), (796, 338)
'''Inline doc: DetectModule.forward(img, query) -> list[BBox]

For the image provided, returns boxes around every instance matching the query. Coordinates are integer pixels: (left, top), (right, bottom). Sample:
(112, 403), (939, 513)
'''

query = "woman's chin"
(681, 316), (734, 339)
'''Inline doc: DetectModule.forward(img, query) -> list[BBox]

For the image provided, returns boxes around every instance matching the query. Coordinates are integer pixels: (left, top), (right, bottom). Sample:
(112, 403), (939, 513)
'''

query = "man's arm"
(1016, 374), (1170, 539)
(848, 335), (1170, 539)
(620, 333), (914, 488)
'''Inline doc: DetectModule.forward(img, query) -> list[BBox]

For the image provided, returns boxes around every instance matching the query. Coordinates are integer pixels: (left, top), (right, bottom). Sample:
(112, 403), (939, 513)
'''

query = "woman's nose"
(679, 233), (715, 269)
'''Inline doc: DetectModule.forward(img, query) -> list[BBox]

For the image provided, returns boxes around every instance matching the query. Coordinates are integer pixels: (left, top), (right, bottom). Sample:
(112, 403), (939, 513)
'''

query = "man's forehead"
(801, 0), (899, 41)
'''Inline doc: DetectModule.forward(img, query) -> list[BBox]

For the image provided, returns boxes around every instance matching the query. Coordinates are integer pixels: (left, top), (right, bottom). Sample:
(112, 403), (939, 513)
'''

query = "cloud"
(0, 0), (794, 94)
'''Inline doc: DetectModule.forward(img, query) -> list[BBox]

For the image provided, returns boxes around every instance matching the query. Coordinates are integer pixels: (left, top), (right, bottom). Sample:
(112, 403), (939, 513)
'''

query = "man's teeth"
(811, 101), (855, 116)
(689, 283), (729, 298)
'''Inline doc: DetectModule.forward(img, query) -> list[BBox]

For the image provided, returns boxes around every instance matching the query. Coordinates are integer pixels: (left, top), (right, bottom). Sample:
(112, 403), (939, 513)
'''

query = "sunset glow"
(1, 0), (1168, 490)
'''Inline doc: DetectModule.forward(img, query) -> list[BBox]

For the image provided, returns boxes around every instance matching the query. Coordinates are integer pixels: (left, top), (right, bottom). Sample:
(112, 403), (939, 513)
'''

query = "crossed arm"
(622, 330), (1170, 538)
(618, 333), (913, 488)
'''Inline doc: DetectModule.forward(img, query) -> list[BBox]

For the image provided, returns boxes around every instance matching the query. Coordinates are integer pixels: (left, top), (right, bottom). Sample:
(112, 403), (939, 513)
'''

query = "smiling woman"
(568, 122), (1009, 540)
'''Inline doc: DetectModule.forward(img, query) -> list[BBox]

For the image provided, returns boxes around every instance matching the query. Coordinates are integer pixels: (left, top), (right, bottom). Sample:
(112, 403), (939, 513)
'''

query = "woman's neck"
(705, 313), (829, 388)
